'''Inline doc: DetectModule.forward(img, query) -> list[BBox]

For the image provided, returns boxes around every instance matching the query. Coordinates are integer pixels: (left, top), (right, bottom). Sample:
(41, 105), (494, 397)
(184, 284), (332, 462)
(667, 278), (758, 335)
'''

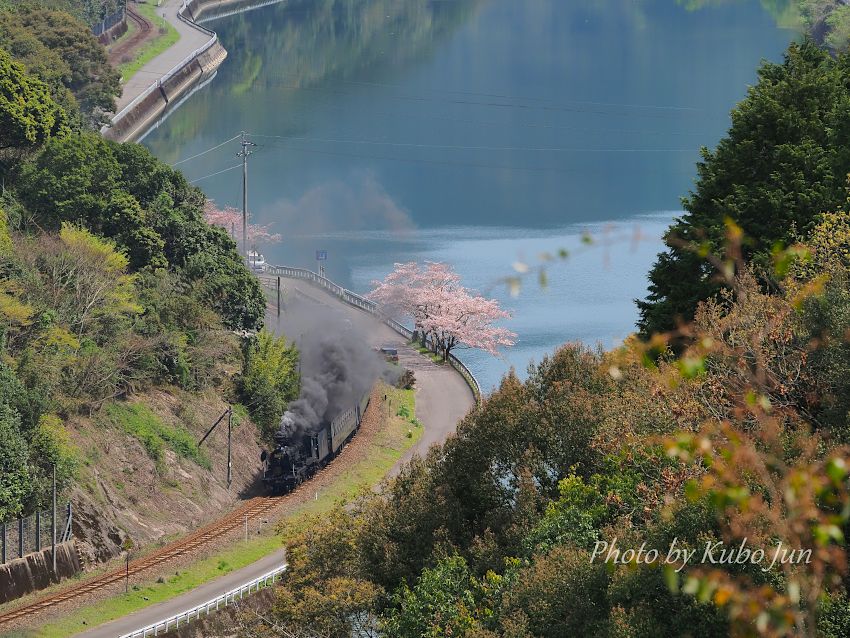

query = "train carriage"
(262, 391), (370, 494)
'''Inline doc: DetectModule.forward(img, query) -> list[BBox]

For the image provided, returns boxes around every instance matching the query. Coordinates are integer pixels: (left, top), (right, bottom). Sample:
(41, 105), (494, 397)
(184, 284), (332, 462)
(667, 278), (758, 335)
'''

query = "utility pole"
(51, 464), (56, 573)
(198, 406), (234, 487)
(227, 407), (233, 489)
(237, 132), (256, 260)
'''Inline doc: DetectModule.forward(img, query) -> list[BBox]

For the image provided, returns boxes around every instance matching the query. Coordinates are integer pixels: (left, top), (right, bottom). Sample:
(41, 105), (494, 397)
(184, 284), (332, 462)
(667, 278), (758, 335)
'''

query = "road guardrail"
(117, 564), (286, 638)
(266, 266), (482, 403)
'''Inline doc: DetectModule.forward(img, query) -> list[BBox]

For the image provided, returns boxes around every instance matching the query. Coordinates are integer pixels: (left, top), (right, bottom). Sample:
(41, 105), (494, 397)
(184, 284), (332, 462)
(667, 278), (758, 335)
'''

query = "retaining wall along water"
(103, 0), (231, 143)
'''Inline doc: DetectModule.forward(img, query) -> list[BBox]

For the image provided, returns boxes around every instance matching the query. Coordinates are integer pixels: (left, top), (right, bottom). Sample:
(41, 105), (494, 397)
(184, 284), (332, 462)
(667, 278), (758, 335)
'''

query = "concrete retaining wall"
(0, 541), (82, 604)
(187, 0), (279, 23)
(98, 17), (128, 45)
(103, 0), (229, 142)
(106, 40), (227, 142)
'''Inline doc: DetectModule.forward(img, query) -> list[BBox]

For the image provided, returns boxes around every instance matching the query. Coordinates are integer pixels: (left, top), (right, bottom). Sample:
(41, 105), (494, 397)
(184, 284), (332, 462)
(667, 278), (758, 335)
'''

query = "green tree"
(0, 7), (120, 127)
(0, 403), (31, 520)
(18, 224), (141, 340)
(273, 507), (383, 638)
(383, 555), (486, 638)
(17, 132), (120, 229)
(236, 330), (299, 439)
(0, 47), (66, 166)
(638, 41), (850, 336)
(17, 134), (266, 330)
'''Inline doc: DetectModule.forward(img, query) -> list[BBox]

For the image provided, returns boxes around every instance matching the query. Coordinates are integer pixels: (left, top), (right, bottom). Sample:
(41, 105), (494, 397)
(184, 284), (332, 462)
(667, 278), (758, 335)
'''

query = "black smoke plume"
(273, 292), (395, 439)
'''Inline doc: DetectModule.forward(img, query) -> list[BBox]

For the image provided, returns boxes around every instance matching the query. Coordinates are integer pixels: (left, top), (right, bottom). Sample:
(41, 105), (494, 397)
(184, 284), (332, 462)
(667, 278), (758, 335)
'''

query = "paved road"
(72, 549), (285, 637)
(266, 279), (475, 472)
(70, 280), (472, 638)
(115, 0), (212, 111)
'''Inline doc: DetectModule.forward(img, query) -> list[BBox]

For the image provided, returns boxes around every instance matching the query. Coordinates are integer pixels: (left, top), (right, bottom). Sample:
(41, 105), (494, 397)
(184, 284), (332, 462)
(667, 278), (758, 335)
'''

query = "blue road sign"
(316, 250), (328, 261)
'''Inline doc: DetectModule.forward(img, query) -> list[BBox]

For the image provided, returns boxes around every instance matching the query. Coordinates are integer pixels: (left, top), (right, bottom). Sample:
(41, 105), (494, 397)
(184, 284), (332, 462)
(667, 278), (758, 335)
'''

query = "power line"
(286, 99), (707, 138)
(247, 133), (694, 154)
(255, 81), (695, 121)
(172, 134), (241, 166)
(189, 163), (242, 183)
(258, 141), (695, 176)
(326, 77), (702, 113)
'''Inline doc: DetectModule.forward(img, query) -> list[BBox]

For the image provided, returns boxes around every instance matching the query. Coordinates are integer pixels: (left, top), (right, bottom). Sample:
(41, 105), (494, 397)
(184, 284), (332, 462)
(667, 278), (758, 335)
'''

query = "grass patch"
(118, 1), (180, 83)
(27, 386), (419, 638)
(408, 340), (445, 364)
(104, 402), (210, 470)
(23, 534), (284, 638)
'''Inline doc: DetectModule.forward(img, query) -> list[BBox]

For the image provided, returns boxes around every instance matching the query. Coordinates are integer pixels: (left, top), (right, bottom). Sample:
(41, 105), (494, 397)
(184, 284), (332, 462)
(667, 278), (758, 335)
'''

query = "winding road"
(266, 276), (475, 471)
(57, 276), (473, 638)
(114, 0), (212, 112)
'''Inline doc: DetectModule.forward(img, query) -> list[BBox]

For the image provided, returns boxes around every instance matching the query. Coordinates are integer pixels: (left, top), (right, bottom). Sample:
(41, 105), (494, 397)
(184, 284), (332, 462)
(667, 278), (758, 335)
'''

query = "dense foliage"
(0, 48), (68, 163)
(0, 6), (120, 128)
(0, 0), (123, 25)
(241, 36), (850, 638)
(638, 41), (850, 336)
(0, 58), (287, 521)
(236, 330), (300, 441)
(252, 210), (850, 637)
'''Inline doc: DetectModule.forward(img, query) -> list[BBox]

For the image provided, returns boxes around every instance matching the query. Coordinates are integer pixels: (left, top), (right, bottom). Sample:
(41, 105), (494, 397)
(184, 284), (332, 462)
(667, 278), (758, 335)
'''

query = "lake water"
(143, 0), (793, 392)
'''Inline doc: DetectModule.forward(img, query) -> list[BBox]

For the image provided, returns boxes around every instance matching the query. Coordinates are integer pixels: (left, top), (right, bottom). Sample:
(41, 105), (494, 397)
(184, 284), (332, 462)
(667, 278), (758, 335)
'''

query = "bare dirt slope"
(69, 387), (266, 566)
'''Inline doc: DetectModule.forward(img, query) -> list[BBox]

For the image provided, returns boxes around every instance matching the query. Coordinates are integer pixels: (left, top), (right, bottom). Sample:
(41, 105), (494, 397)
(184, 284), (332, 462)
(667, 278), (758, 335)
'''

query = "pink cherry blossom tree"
(368, 261), (516, 361)
(368, 261), (461, 343)
(203, 201), (282, 248)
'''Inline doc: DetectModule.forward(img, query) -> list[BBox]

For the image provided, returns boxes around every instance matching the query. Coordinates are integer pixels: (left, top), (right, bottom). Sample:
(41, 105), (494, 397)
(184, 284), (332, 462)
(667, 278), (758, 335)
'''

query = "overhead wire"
(254, 140), (695, 176)
(172, 134), (242, 166)
(254, 80), (697, 121)
(246, 132), (695, 154)
(324, 77), (702, 112)
(277, 98), (707, 138)
(189, 163), (242, 183)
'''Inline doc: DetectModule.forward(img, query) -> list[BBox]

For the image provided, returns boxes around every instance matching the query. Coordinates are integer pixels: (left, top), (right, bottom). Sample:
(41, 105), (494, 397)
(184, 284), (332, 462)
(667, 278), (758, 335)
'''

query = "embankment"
(103, 0), (231, 143)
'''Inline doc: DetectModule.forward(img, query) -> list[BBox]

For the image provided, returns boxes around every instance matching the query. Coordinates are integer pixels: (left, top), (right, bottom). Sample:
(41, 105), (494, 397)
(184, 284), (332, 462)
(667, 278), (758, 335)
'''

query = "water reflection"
(143, 0), (793, 389)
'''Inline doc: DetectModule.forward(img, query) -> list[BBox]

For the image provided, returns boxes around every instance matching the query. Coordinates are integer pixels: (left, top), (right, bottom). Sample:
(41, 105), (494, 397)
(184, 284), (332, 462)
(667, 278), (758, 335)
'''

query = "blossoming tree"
(368, 261), (516, 361)
(203, 201), (282, 247)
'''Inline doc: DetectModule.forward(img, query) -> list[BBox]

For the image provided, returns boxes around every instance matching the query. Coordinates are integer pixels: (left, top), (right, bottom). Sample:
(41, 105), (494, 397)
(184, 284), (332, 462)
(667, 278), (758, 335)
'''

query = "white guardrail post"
(118, 565), (286, 638)
(267, 266), (482, 403)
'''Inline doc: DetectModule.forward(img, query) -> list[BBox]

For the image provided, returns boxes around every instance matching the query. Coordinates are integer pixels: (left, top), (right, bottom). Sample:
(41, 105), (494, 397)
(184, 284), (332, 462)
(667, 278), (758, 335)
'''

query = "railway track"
(0, 385), (379, 630)
(0, 488), (301, 627)
(107, 5), (153, 67)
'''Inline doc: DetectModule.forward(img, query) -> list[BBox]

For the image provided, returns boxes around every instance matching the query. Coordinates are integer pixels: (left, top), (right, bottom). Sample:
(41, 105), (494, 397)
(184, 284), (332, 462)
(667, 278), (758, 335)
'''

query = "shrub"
(236, 330), (299, 441)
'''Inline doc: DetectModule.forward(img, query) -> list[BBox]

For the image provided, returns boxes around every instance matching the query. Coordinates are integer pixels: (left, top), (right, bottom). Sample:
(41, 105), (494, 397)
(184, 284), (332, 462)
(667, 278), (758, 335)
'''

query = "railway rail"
(0, 465), (327, 629)
(107, 5), (152, 68)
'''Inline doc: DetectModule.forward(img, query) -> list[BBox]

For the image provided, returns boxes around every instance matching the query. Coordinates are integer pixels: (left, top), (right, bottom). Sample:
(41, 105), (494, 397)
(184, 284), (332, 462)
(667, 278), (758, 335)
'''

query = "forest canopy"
(0, 54), (282, 521)
(0, 5), (120, 128)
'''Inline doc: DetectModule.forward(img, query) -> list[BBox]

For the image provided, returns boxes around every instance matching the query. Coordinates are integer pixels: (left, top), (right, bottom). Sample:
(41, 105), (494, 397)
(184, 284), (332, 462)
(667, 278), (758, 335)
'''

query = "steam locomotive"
(261, 392), (371, 494)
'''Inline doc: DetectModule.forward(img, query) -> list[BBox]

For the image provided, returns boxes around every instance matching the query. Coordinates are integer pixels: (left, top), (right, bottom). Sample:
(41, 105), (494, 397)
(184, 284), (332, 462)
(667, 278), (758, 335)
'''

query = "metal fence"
(91, 3), (126, 37)
(0, 503), (73, 565)
(118, 565), (286, 637)
(266, 266), (482, 402)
